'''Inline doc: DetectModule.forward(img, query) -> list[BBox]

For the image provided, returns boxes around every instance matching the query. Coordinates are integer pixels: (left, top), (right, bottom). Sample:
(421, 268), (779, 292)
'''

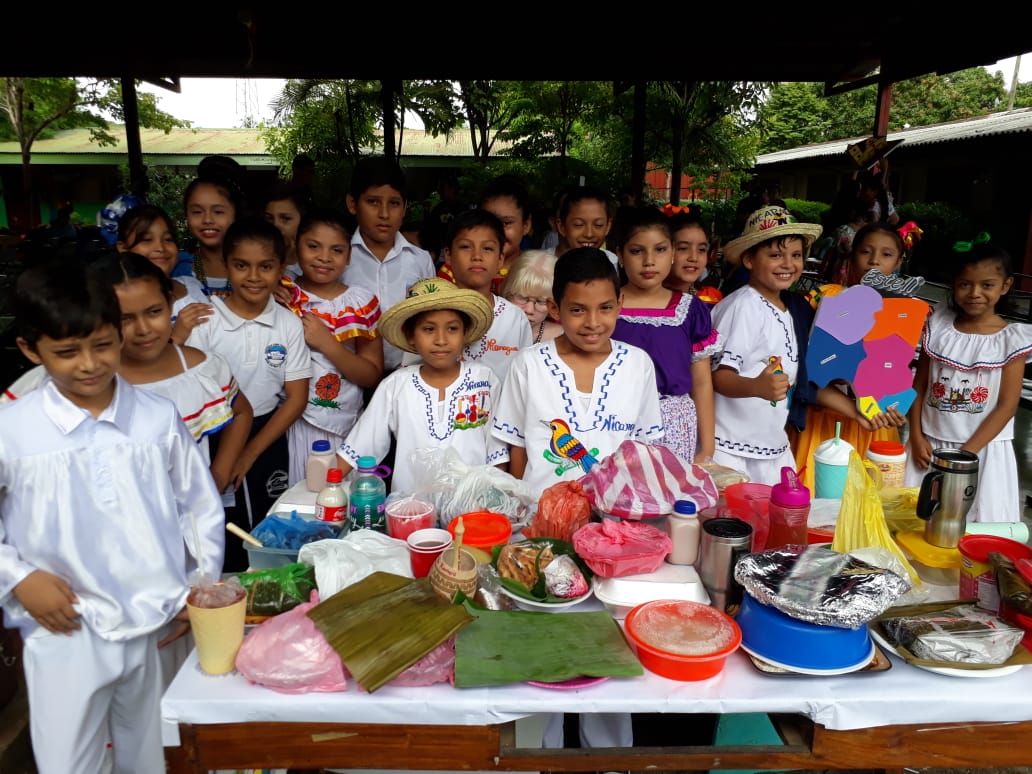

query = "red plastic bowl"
(624, 600), (741, 681)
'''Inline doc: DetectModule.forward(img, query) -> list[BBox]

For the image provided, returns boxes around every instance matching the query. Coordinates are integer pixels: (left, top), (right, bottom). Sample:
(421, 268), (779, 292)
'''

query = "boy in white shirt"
(342, 155), (436, 373)
(407, 208), (532, 381)
(1, 261), (225, 774)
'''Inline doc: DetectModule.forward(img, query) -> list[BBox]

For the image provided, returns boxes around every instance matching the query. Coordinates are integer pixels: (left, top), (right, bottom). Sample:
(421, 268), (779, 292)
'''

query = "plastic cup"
(813, 437), (854, 499)
(386, 497), (436, 541)
(186, 594), (246, 675)
(406, 527), (452, 578)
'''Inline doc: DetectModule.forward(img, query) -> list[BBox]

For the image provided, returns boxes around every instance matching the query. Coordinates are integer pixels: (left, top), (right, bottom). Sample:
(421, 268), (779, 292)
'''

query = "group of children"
(2, 155), (1031, 770)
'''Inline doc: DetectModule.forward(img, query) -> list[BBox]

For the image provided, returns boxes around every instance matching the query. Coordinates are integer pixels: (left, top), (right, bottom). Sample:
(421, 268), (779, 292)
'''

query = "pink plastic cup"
(406, 528), (452, 578)
(386, 498), (436, 541)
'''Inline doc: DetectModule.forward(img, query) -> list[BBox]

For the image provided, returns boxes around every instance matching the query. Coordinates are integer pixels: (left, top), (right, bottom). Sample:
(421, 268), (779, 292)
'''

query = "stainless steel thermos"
(916, 448), (979, 548)
(696, 517), (753, 613)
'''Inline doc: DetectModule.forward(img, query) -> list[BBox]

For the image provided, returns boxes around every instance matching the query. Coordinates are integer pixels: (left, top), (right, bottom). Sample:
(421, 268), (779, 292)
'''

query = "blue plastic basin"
(735, 593), (872, 671)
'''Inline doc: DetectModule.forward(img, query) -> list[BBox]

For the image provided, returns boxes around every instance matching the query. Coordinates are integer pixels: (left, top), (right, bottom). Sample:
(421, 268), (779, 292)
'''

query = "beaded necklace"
(193, 250), (232, 298)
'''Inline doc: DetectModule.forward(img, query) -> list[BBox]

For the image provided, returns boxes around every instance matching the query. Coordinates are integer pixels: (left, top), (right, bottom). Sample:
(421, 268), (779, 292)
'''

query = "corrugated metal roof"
(756, 107), (1032, 166)
(0, 126), (508, 161)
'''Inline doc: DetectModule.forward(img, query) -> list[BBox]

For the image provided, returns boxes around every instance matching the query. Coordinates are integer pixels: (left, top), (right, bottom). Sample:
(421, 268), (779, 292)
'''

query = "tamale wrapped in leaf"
(307, 572), (474, 692)
(454, 606), (643, 687)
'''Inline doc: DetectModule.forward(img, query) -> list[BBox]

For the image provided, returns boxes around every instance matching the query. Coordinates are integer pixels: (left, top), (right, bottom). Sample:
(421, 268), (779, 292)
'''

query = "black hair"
(401, 309), (474, 340)
(183, 173), (244, 217)
(296, 207), (354, 245)
(666, 210), (708, 238)
(950, 241), (1012, 277)
(91, 250), (174, 301)
(348, 155), (408, 202)
(479, 174), (533, 221)
(552, 247), (620, 303)
(14, 259), (122, 349)
(559, 185), (613, 222)
(223, 216), (286, 264)
(117, 204), (179, 249)
(611, 206), (671, 252)
(852, 223), (904, 259)
(262, 181), (311, 217)
(445, 208), (506, 251)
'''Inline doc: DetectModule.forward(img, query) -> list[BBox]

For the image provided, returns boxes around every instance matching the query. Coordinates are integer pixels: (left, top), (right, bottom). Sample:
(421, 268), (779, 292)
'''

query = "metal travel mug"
(697, 517), (753, 614)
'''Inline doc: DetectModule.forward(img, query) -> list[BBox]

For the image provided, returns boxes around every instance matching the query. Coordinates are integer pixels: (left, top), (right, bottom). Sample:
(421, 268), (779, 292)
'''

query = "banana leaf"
(454, 602), (643, 687)
(490, 537), (594, 603)
(307, 572), (474, 692)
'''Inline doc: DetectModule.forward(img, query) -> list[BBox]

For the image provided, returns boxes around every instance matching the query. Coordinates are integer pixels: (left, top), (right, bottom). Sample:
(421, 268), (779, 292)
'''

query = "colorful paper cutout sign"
(806, 284), (930, 417)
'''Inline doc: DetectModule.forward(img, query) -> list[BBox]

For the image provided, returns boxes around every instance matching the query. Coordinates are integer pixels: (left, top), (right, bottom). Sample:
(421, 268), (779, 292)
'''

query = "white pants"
(287, 417), (345, 489)
(24, 626), (165, 774)
(541, 712), (634, 748)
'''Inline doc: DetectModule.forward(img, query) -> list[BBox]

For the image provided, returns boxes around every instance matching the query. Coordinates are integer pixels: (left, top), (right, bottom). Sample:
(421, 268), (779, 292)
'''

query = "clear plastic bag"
(235, 591), (348, 694)
(407, 447), (536, 529)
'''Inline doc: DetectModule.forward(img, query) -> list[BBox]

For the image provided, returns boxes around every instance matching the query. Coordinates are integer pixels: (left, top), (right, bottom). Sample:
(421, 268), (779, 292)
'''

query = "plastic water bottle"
(348, 456), (389, 533)
(767, 466), (811, 548)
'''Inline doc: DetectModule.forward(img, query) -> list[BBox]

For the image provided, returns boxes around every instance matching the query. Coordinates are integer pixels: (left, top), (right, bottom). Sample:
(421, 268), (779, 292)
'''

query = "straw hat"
(723, 206), (823, 265)
(378, 278), (494, 353)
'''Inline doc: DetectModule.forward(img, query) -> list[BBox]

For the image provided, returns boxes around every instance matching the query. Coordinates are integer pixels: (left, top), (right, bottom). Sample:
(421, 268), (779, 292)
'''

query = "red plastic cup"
(406, 528), (452, 578)
(386, 498), (436, 541)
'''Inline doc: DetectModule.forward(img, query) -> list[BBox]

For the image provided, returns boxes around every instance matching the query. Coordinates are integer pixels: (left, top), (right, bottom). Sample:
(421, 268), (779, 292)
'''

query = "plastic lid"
(868, 440), (905, 457)
(673, 500), (697, 516)
(311, 439), (332, 453)
(771, 466), (810, 507)
(325, 468), (343, 484)
(357, 455), (377, 470)
(448, 511), (512, 550)
(813, 436), (854, 464)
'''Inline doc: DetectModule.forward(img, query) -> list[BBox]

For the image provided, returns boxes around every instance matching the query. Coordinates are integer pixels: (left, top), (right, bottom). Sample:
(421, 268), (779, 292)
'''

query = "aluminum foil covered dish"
(734, 545), (911, 629)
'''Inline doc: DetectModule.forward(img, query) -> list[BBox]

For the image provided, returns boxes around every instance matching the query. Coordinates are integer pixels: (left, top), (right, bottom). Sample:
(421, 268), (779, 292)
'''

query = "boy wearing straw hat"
(710, 206), (883, 486)
(0, 261), (225, 774)
(338, 278), (509, 496)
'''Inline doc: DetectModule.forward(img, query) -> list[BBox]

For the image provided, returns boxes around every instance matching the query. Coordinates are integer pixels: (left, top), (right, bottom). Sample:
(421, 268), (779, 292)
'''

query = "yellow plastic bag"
(832, 451), (920, 586)
(879, 487), (924, 534)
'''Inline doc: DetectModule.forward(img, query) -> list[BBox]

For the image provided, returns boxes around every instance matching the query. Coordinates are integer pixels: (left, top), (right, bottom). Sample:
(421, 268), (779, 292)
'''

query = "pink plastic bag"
(349, 637), (456, 691)
(572, 519), (672, 578)
(580, 440), (718, 519)
(235, 591), (348, 694)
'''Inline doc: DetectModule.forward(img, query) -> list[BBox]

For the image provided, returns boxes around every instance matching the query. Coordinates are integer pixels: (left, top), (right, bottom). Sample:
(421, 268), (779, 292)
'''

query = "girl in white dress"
(338, 278), (507, 496)
(92, 250), (254, 686)
(280, 209), (384, 485)
(905, 242), (1032, 522)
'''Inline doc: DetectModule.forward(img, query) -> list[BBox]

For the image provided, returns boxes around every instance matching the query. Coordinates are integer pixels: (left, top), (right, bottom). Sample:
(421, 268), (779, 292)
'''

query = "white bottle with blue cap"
(667, 499), (701, 565)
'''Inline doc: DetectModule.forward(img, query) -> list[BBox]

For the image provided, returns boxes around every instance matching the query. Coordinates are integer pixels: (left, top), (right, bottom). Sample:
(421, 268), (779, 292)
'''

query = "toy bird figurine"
(541, 418), (598, 473)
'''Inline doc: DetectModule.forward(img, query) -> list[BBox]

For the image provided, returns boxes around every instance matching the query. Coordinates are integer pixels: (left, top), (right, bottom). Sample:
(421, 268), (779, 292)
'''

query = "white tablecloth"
(161, 633), (1032, 746)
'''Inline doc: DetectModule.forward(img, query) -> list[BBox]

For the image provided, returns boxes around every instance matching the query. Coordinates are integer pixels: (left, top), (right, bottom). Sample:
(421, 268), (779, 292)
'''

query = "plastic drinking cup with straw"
(813, 421), (855, 499)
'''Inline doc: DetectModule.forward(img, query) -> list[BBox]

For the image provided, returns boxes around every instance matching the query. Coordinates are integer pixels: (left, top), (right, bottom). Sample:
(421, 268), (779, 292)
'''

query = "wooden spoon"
(453, 516), (465, 572)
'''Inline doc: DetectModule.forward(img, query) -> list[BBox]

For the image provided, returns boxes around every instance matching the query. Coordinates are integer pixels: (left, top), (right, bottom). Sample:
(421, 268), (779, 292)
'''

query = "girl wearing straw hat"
(338, 278), (510, 496)
(709, 206), (883, 486)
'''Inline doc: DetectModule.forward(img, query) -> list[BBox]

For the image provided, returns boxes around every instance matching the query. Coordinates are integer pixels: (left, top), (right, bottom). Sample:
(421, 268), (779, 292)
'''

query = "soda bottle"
(348, 455), (389, 533)
(315, 468), (347, 524)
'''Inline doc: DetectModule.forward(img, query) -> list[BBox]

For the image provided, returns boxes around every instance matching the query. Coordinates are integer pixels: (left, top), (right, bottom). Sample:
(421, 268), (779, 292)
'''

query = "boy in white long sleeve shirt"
(0, 261), (225, 774)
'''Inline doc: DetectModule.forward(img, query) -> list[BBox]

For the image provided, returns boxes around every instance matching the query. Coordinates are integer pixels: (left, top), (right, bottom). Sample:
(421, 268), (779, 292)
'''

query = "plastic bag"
(521, 480), (592, 542)
(572, 519), (672, 578)
(235, 591), (348, 693)
(407, 447), (536, 529)
(350, 637), (455, 690)
(236, 562), (317, 617)
(831, 451), (920, 586)
(298, 530), (410, 598)
(252, 510), (343, 550)
(579, 440), (718, 519)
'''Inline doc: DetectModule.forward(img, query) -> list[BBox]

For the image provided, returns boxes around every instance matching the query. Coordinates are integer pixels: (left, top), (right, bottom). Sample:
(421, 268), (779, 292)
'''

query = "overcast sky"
(139, 57), (1032, 129)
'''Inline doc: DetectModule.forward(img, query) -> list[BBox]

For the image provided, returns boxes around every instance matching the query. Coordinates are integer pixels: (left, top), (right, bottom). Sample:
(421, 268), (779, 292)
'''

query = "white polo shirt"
(187, 296), (311, 416)
(342, 232), (435, 372)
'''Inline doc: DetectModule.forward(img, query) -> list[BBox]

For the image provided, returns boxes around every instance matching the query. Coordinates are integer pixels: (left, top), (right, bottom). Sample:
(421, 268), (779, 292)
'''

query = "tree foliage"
(758, 68), (1009, 152)
(0, 77), (186, 225)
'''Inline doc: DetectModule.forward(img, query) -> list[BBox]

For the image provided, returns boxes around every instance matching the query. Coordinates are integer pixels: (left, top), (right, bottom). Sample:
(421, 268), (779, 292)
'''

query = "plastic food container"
(594, 564), (710, 619)
(735, 593), (873, 672)
(623, 600), (741, 681)
(572, 520), (671, 578)
(957, 534), (1032, 614)
(448, 511), (512, 554)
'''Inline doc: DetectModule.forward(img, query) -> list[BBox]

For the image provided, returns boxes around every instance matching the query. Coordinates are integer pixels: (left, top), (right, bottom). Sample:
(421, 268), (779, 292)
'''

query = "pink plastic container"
(722, 482), (771, 551)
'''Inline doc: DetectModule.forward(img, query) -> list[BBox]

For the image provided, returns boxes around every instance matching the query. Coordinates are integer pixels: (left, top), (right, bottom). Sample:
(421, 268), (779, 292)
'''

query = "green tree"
(455, 80), (525, 162)
(0, 77), (185, 226)
(758, 68), (1009, 152)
